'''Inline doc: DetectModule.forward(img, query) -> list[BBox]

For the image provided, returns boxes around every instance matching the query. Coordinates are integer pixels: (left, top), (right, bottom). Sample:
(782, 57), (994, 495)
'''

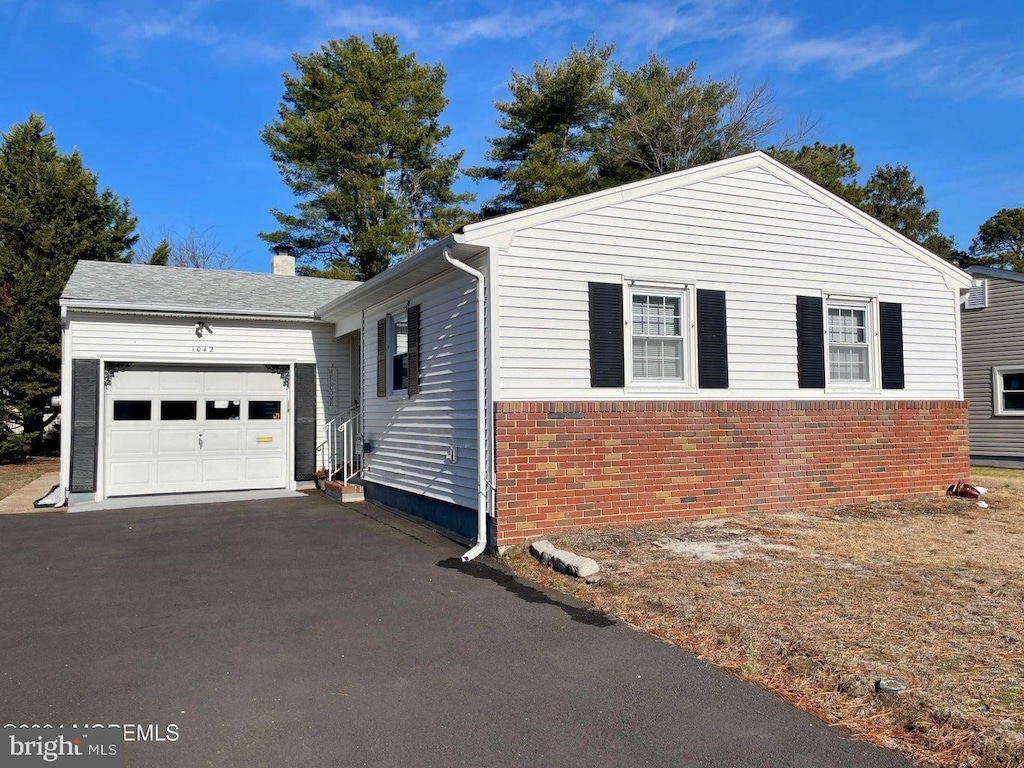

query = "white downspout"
(443, 248), (488, 562)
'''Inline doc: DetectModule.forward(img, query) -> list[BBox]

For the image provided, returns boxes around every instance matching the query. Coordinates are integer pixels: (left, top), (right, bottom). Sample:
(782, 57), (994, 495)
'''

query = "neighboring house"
(59, 152), (973, 554)
(960, 265), (1024, 466)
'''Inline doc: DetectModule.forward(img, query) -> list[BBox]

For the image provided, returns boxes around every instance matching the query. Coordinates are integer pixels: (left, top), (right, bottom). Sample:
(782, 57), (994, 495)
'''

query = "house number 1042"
(193, 345), (214, 353)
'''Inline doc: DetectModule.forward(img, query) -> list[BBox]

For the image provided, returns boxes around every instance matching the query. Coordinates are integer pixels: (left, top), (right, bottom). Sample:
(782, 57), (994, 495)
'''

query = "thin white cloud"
(314, 3), (422, 39)
(442, 5), (586, 45)
(599, 1), (921, 77)
(57, 0), (289, 62)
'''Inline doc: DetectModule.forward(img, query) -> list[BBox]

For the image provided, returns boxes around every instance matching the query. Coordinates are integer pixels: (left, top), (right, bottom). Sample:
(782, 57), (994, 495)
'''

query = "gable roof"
(62, 261), (360, 319)
(459, 151), (972, 291)
(966, 265), (1024, 285)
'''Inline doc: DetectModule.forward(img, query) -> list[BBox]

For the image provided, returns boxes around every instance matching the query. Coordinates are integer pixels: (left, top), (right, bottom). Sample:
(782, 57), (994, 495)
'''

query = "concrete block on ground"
(529, 539), (600, 580)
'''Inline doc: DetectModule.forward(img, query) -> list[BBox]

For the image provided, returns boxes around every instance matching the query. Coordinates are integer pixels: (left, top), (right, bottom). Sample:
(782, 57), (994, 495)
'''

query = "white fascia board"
(60, 300), (322, 322)
(317, 235), (489, 322)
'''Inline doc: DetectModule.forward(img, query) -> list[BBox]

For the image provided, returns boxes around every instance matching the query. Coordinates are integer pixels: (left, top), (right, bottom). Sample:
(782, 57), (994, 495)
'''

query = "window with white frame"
(631, 290), (687, 381)
(827, 300), (873, 384)
(390, 312), (409, 394)
(994, 367), (1024, 416)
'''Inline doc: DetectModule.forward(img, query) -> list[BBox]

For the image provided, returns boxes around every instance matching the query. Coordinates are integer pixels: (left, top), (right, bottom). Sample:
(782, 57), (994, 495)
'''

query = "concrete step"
(324, 480), (364, 503)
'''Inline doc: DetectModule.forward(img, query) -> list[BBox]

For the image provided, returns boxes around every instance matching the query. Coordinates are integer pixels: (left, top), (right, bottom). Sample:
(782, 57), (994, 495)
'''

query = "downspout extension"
(443, 248), (488, 562)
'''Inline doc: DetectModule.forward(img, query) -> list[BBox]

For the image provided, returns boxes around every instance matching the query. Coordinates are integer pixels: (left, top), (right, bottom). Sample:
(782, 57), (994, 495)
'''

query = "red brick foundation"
(494, 400), (969, 546)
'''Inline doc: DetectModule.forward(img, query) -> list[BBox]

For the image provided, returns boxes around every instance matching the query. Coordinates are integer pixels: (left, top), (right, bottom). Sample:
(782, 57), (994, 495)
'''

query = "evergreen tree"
(470, 39), (615, 215)
(148, 238), (172, 265)
(862, 163), (953, 257)
(970, 208), (1024, 271)
(261, 34), (471, 278)
(768, 142), (864, 205)
(0, 115), (136, 458)
(600, 56), (782, 184)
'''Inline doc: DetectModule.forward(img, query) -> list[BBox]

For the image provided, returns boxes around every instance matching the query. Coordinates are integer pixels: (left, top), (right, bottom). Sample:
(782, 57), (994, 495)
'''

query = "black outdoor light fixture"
(195, 321), (212, 338)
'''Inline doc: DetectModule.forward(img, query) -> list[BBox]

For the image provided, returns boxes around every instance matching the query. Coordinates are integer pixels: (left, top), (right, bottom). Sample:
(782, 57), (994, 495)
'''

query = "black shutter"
(69, 359), (99, 493)
(376, 317), (387, 398)
(294, 363), (316, 481)
(880, 302), (905, 390)
(407, 305), (421, 396)
(588, 282), (624, 388)
(697, 289), (729, 389)
(796, 295), (825, 388)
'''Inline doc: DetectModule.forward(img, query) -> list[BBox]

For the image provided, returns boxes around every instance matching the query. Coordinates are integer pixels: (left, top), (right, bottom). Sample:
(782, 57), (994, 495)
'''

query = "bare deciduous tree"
(133, 226), (235, 270)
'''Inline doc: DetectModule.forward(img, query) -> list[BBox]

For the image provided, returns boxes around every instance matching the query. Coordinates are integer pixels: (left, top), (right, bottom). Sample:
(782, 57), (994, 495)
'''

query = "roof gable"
(462, 151), (971, 291)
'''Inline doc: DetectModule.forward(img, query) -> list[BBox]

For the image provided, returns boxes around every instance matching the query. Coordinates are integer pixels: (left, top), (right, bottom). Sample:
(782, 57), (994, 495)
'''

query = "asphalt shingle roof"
(61, 261), (360, 317)
(967, 265), (1024, 285)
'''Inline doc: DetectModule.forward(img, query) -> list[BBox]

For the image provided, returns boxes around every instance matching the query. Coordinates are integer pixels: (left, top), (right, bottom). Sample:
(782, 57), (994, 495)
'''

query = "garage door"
(104, 366), (288, 497)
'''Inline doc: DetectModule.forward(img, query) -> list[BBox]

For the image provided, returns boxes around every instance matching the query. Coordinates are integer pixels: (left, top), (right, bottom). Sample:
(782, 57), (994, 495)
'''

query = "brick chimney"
(271, 242), (296, 276)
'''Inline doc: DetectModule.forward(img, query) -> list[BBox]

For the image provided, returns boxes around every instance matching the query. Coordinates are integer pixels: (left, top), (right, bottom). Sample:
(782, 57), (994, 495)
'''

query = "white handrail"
(316, 406), (361, 483)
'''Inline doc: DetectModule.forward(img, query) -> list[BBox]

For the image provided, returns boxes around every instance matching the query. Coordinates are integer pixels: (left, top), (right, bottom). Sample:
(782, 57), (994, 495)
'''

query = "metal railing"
(316, 407), (362, 485)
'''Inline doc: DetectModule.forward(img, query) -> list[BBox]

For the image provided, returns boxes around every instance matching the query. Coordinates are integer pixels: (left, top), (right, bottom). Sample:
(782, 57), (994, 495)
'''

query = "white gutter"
(443, 248), (488, 562)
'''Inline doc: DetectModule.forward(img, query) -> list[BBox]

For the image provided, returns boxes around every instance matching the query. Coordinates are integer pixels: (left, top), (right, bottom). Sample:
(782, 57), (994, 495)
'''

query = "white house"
(59, 152), (973, 557)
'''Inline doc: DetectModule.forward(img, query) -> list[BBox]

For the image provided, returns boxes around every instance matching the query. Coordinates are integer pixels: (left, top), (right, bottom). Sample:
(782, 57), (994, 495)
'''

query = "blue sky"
(2, 0), (1022, 273)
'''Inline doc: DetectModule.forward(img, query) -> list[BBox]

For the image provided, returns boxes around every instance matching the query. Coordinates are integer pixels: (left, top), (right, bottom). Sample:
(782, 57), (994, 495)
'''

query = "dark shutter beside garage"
(376, 317), (387, 398)
(697, 289), (729, 389)
(796, 295), (826, 388)
(293, 363), (316, 481)
(407, 304), (421, 396)
(69, 359), (100, 492)
(588, 282), (625, 388)
(879, 302), (905, 389)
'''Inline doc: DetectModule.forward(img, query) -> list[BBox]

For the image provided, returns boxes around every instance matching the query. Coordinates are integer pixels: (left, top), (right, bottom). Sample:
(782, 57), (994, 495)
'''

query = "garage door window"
(248, 401), (282, 420)
(113, 401), (152, 421)
(206, 400), (241, 420)
(160, 401), (197, 420)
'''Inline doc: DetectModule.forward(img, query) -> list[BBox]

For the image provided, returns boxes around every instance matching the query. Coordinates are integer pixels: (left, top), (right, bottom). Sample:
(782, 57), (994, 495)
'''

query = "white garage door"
(104, 366), (288, 497)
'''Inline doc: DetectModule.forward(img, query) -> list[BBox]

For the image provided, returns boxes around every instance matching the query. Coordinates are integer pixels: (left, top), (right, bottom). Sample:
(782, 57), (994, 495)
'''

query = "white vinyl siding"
(362, 269), (479, 510)
(495, 166), (960, 401)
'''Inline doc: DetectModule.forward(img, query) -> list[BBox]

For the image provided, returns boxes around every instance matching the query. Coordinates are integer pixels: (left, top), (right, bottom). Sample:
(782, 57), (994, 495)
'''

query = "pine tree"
(470, 40), (615, 215)
(862, 164), (953, 257)
(148, 238), (172, 265)
(599, 56), (782, 185)
(261, 34), (472, 278)
(768, 142), (864, 205)
(0, 115), (136, 458)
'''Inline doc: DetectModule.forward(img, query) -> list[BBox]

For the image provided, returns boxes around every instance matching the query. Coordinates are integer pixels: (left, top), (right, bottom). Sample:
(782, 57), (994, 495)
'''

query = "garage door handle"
(198, 434), (203, 450)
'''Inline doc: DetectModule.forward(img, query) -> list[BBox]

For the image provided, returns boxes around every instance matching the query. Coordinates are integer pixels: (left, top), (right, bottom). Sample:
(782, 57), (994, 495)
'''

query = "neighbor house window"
(827, 300), (873, 385)
(631, 291), (687, 382)
(994, 367), (1024, 416)
(390, 312), (409, 393)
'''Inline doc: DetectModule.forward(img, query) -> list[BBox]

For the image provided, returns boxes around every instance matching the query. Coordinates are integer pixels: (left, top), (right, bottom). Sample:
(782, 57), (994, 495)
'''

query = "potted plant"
(314, 468), (329, 491)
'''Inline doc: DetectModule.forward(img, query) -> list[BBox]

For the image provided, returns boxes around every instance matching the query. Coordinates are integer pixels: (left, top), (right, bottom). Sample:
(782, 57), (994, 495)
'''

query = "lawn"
(0, 457), (59, 501)
(505, 467), (1024, 768)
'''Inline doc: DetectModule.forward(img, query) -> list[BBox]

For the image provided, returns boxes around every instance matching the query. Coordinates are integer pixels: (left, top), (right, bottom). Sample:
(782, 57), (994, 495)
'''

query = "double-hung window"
(826, 300), (872, 385)
(390, 312), (409, 394)
(631, 291), (687, 382)
(993, 367), (1024, 416)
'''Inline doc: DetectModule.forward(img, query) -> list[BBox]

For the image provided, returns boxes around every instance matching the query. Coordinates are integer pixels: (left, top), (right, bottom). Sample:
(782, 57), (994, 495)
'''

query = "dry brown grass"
(0, 457), (59, 501)
(506, 473), (1024, 768)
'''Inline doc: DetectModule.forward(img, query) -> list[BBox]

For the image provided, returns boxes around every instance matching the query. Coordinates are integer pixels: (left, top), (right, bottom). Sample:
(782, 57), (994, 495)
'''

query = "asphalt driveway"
(0, 495), (910, 767)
